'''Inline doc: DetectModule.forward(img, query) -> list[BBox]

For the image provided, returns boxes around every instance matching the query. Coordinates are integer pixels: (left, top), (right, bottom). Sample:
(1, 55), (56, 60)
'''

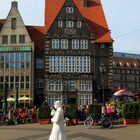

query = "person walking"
(49, 100), (67, 140)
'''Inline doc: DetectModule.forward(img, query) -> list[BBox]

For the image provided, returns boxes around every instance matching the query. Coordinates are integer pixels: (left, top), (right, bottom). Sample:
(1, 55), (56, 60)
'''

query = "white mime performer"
(49, 100), (68, 140)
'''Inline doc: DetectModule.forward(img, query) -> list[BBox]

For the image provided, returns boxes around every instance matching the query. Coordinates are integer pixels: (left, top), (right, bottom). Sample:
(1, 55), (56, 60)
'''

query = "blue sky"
(0, 0), (140, 54)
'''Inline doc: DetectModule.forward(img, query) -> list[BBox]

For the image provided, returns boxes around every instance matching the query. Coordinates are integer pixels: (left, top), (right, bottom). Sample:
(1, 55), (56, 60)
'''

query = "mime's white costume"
(49, 101), (67, 140)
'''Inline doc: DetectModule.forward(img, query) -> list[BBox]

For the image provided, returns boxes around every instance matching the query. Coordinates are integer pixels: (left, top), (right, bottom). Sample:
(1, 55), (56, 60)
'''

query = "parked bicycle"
(84, 112), (112, 129)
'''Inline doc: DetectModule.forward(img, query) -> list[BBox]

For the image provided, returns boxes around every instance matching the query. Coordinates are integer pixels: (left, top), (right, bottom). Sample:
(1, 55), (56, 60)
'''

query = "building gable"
(45, 0), (112, 43)
(47, 0), (93, 39)
(0, 1), (32, 45)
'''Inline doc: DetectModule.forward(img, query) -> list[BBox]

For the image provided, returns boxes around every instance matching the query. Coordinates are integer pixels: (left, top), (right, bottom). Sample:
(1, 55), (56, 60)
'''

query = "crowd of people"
(0, 98), (124, 126)
(5, 106), (37, 124)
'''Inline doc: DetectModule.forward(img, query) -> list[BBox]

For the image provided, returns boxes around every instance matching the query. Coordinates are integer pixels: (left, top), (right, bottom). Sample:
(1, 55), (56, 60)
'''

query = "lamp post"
(15, 84), (19, 109)
(99, 66), (106, 105)
(2, 80), (8, 116)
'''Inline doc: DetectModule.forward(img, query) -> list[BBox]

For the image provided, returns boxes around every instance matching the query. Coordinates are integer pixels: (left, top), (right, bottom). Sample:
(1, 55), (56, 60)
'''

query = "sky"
(0, 0), (140, 54)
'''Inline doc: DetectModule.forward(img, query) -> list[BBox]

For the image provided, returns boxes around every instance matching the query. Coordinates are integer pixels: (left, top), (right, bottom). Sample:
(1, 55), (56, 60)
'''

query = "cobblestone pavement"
(0, 123), (140, 140)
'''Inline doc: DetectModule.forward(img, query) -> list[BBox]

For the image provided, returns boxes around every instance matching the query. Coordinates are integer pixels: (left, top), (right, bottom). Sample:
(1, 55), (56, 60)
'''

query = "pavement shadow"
(68, 132), (114, 140)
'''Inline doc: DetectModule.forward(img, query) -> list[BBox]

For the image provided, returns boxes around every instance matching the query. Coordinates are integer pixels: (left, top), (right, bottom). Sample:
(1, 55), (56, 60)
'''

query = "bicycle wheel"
(84, 116), (93, 129)
(101, 116), (112, 129)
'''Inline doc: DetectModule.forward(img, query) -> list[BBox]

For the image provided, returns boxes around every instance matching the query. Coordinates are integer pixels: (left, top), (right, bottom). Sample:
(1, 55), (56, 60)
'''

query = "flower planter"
(123, 119), (138, 125)
(68, 119), (78, 125)
(38, 119), (50, 124)
(137, 117), (140, 124)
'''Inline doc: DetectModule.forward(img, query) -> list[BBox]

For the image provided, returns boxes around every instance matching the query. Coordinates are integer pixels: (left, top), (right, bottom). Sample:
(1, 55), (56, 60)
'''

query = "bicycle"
(84, 112), (112, 129)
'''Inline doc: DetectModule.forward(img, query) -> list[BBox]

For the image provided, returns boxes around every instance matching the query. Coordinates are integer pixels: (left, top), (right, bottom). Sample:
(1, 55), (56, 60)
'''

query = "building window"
(20, 76), (24, 89)
(48, 80), (55, 91)
(19, 35), (25, 43)
(101, 44), (105, 48)
(11, 18), (17, 29)
(10, 35), (16, 43)
(79, 94), (92, 105)
(86, 81), (92, 91)
(49, 56), (90, 73)
(86, 95), (92, 105)
(77, 21), (81, 28)
(79, 81), (85, 91)
(68, 81), (76, 91)
(48, 94), (62, 105)
(58, 21), (63, 27)
(72, 39), (79, 49)
(66, 21), (74, 28)
(2, 35), (8, 44)
(48, 80), (62, 91)
(79, 81), (92, 91)
(66, 7), (74, 13)
(36, 58), (44, 69)
(52, 39), (59, 49)
(26, 76), (30, 89)
(81, 39), (88, 49)
(127, 76), (135, 81)
(36, 78), (44, 88)
(55, 81), (62, 91)
(80, 95), (85, 105)
(48, 94), (55, 105)
(61, 39), (68, 49)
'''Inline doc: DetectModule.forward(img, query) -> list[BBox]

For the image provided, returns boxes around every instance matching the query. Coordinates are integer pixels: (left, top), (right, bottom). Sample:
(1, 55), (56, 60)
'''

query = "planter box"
(68, 119), (78, 125)
(123, 119), (138, 125)
(137, 118), (140, 124)
(38, 119), (50, 124)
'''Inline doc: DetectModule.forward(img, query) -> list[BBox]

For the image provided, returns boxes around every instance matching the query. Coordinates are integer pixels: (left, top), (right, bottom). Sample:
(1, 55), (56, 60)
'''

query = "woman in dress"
(49, 100), (67, 140)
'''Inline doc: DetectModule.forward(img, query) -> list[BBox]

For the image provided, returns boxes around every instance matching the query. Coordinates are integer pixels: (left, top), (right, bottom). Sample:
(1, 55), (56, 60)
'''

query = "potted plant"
(122, 102), (139, 125)
(37, 101), (51, 124)
(65, 104), (77, 125)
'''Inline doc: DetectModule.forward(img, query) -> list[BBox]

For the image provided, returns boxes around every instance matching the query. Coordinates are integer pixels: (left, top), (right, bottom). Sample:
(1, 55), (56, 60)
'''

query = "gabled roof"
(0, 19), (46, 51)
(26, 26), (46, 51)
(45, 0), (112, 43)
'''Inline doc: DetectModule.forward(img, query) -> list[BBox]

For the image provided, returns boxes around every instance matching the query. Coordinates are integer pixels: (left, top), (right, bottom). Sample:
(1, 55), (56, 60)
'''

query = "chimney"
(11, 0), (18, 8)
(83, 0), (88, 8)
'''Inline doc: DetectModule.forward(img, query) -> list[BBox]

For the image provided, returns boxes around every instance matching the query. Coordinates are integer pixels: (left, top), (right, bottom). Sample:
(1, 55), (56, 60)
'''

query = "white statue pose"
(49, 100), (68, 140)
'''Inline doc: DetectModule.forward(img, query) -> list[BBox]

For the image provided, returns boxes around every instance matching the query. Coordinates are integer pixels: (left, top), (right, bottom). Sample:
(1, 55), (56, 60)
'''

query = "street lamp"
(2, 80), (8, 116)
(15, 84), (19, 109)
(99, 66), (106, 105)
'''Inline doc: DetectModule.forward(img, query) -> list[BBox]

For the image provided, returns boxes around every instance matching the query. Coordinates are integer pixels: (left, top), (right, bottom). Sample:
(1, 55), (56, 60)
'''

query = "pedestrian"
(49, 100), (68, 140)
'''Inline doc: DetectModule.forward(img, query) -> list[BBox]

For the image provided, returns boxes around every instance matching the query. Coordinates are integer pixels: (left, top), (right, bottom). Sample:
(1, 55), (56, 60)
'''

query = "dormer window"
(11, 18), (17, 29)
(66, 21), (74, 28)
(58, 21), (63, 27)
(77, 21), (81, 28)
(66, 7), (74, 13)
